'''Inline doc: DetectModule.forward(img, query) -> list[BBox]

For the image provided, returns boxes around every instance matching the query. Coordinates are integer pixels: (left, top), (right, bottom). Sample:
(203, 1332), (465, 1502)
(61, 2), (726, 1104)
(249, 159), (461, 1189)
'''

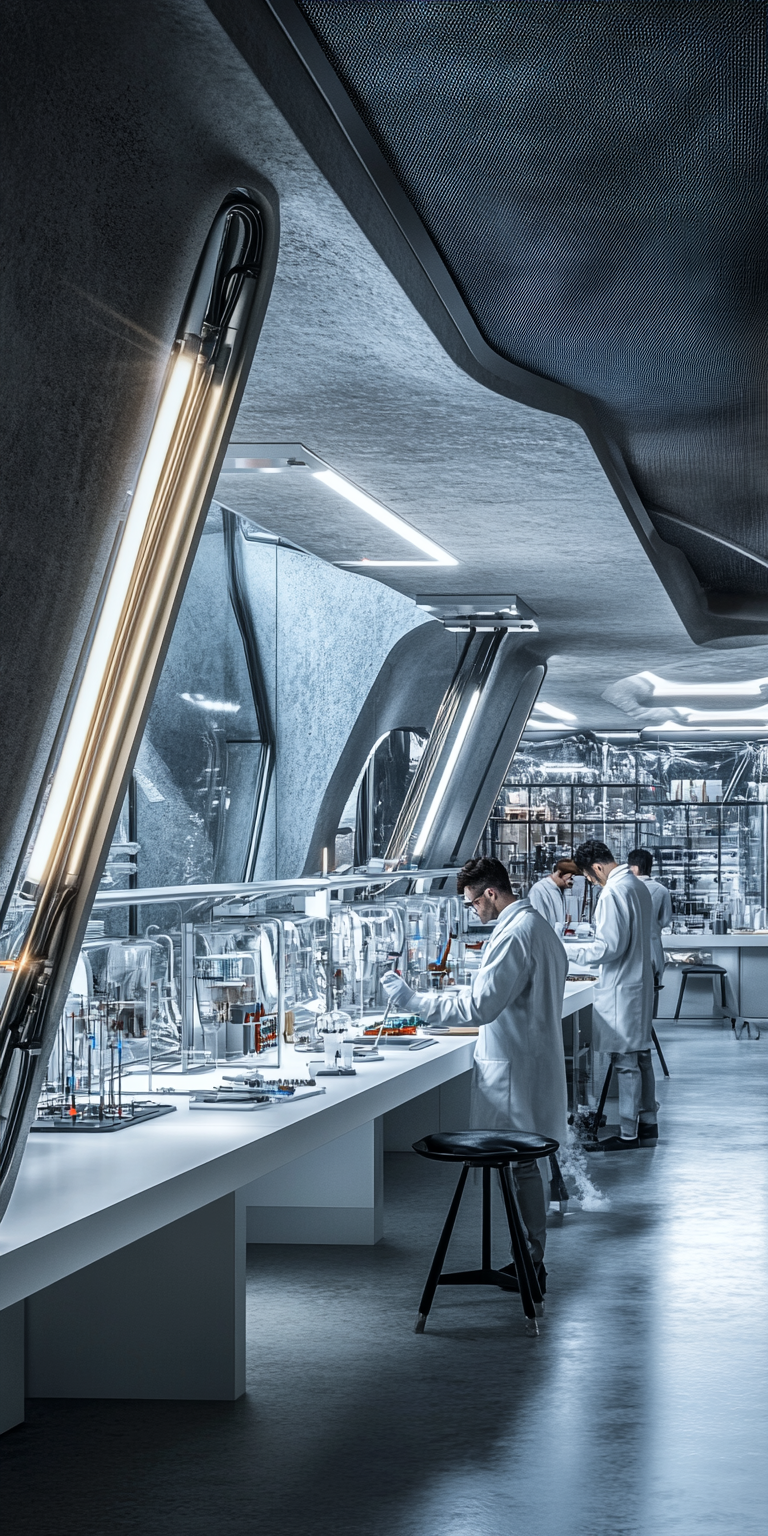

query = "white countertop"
(562, 978), (597, 1010)
(0, 982), (596, 1308)
(663, 933), (768, 948)
(0, 1035), (477, 1307)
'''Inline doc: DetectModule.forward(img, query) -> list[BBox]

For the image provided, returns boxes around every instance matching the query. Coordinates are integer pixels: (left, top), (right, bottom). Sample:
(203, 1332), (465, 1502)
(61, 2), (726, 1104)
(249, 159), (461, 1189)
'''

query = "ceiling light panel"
(639, 671), (768, 697)
(218, 442), (457, 570)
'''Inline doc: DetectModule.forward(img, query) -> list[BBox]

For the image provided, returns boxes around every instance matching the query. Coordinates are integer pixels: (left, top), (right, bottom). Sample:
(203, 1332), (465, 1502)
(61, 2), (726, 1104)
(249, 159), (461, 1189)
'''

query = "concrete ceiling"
(213, 68), (768, 733)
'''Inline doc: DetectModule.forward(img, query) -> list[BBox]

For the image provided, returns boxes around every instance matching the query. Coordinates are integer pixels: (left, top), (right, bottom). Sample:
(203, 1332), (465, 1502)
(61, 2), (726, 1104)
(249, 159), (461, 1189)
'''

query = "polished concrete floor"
(2, 1020), (766, 1536)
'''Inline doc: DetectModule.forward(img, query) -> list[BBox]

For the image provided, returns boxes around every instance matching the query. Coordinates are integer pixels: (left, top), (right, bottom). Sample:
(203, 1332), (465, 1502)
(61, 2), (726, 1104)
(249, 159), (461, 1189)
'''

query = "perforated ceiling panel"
(297, 1), (767, 600)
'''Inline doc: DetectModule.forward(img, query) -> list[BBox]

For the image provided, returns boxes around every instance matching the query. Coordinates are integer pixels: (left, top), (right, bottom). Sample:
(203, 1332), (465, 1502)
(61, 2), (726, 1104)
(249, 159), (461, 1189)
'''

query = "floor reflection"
(3, 1021), (766, 1536)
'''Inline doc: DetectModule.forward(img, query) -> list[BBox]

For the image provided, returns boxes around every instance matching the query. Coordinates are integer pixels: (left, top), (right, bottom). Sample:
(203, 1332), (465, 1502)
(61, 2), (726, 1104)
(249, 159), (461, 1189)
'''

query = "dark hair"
(554, 858), (580, 876)
(573, 839), (615, 873)
(627, 847), (653, 877)
(457, 856), (512, 896)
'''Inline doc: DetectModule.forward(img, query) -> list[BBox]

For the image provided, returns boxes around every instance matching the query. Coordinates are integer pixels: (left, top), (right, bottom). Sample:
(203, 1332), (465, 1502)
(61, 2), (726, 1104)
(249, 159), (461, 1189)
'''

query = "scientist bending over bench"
(382, 856), (568, 1291)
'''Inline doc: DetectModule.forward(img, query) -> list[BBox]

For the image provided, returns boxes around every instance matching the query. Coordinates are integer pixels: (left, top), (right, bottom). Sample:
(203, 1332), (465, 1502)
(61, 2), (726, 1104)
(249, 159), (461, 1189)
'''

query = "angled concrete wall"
(0, 0), (280, 901)
(233, 535), (430, 879)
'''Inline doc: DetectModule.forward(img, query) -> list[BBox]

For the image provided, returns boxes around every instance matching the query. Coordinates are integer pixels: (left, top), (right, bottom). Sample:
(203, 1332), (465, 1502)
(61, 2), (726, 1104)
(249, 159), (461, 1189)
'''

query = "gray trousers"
(511, 1160), (547, 1268)
(613, 1049), (657, 1138)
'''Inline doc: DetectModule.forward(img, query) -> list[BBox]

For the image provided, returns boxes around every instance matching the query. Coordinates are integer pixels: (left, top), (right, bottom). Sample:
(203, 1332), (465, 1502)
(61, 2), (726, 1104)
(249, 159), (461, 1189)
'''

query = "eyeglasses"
(465, 890), (489, 912)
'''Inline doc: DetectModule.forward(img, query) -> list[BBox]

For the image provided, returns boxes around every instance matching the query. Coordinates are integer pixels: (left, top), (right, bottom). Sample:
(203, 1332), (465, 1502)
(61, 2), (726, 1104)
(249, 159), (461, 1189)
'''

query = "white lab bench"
(0, 980), (594, 1430)
(660, 933), (768, 1021)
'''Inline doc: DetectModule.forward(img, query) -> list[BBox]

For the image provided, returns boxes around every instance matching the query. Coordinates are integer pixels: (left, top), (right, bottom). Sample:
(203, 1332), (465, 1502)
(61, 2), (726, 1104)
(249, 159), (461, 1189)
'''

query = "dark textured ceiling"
(213, 0), (768, 638)
(296, 0), (767, 599)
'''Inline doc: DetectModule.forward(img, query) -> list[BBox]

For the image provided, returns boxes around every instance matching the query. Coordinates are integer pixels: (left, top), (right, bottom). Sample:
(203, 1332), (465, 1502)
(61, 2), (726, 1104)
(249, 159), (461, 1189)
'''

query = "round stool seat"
(413, 1130), (558, 1164)
(679, 962), (727, 974)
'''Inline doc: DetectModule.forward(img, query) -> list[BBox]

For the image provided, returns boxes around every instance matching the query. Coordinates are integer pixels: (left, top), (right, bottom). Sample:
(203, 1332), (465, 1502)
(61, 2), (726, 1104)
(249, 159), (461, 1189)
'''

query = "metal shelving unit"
(482, 752), (767, 919)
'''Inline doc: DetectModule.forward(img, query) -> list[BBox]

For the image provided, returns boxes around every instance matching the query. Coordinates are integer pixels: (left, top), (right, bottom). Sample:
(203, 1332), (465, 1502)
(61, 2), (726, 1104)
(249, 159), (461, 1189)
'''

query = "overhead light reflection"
(180, 693), (241, 714)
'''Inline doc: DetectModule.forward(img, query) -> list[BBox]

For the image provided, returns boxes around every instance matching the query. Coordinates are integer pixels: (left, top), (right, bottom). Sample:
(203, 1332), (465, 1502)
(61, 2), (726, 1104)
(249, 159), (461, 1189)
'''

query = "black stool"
(673, 963), (731, 1021)
(412, 1130), (559, 1337)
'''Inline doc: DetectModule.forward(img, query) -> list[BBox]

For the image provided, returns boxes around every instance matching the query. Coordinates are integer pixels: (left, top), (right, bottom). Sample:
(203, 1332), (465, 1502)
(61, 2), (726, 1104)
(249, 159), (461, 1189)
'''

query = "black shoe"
(499, 1261), (547, 1295)
(638, 1122), (659, 1141)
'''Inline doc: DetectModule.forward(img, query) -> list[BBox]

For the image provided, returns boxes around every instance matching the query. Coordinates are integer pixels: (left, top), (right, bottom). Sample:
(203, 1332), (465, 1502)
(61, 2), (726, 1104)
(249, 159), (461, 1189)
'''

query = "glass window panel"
(496, 734), (767, 918)
(103, 506), (272, 908)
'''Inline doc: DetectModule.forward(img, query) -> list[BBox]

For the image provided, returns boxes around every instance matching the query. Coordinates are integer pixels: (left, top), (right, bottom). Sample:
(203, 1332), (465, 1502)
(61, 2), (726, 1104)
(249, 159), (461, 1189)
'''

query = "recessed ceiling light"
(677, 705), (768, 722)
(639, 671), (768, 697)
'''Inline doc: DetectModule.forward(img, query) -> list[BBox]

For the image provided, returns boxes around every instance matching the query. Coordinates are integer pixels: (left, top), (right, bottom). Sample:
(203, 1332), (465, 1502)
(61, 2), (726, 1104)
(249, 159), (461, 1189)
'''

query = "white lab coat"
(410, 899), (569, 1148)
(640, 876), (673, 977)
(575, 866), (653, 1053)
(528, 876), (566, 929)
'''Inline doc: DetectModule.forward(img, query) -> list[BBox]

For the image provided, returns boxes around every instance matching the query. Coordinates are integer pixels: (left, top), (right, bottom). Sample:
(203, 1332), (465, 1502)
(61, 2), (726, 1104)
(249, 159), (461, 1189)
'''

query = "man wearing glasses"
(382, 856), (568, 1292)
(571, 839), (656, 1150)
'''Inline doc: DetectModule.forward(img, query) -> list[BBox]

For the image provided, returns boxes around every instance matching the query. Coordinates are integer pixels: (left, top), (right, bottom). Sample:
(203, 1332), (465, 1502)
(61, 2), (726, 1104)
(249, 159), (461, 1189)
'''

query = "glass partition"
(10, 873), (465, 1129)
(482, 734), (768, 923)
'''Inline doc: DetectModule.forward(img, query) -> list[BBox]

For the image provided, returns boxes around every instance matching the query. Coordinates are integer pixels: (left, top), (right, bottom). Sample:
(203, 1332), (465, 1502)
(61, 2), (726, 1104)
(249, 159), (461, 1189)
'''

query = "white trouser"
(613, 1049), (657, 1138)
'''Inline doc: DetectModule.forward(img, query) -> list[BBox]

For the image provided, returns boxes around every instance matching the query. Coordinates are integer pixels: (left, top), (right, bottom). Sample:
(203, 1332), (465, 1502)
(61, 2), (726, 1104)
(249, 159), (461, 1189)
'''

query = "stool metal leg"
(673, 971), (687, 1020)
(415, 1162), (469, 1333)
(585, 1058), (613, 1140)
(498, 1164), (542, 1334)
(481, 1165), (492, 1273)
(651, 1027), (670, 1078)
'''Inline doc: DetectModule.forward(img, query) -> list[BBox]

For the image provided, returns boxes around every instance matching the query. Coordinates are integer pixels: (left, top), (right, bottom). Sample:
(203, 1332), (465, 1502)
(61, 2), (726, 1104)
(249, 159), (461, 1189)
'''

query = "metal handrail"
(92, 868), (461, 908)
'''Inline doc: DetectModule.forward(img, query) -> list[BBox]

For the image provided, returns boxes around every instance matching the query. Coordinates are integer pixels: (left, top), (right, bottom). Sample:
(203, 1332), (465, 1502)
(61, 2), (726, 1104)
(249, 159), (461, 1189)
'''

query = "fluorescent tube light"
(532, 702), (577, 722)
(413, 689), (480, 858)
(313, 468), (457, 566)
(27, 350), (195, 886)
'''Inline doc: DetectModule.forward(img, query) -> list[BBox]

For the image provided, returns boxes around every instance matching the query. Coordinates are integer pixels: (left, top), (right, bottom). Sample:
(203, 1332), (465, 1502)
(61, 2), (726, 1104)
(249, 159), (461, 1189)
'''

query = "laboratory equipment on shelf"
(482, 735), (768, 926)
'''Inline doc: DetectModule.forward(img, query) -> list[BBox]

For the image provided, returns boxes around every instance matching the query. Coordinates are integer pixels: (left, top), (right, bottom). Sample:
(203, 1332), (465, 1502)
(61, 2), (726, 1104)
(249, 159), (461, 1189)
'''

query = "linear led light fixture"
(639, 671), (768, 697)
(676, 705), (768, 722)
(219, 442), (457, 567)
(0, 189), (277, 1221)
(314, 469), (457, 567)
(532, 702), (577, 722)
(413, 688), (481, 858)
